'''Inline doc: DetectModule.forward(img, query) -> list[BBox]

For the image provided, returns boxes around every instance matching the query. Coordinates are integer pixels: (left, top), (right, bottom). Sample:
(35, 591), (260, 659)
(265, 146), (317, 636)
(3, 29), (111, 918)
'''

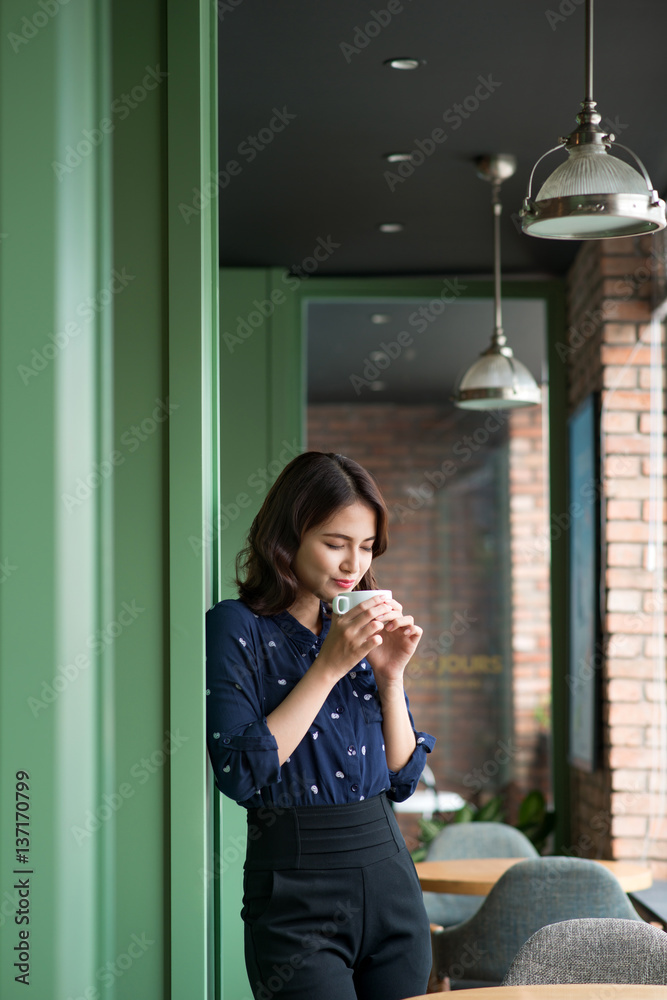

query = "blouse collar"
(271, 600), (332, 652)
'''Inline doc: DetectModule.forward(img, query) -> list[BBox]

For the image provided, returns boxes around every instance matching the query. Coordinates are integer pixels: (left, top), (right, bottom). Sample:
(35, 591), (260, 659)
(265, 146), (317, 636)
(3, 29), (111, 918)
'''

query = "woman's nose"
(340, 552), (358, 573)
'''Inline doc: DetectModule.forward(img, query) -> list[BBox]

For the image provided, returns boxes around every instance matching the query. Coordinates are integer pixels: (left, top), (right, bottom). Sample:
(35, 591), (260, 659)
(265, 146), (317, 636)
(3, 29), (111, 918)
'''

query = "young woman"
(206, 451), (435, 1000)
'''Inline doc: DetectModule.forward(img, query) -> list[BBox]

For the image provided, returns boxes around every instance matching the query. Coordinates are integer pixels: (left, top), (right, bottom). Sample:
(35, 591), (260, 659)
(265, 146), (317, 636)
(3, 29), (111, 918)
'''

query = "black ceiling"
(218, 0), (667, 279)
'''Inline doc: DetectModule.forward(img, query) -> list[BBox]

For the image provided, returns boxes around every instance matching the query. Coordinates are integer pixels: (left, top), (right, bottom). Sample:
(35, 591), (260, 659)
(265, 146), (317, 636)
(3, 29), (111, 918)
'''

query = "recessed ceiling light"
(371, 313), (391, 324)
(384, 152), (414, 163)
(369, 381), (386, 391)
(378, 223), (404, 233)
(385, 58), (421, 71)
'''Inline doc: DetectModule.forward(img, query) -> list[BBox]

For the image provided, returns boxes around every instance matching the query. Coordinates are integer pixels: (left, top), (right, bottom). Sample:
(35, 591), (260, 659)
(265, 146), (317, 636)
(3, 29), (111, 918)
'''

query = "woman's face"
(292, 502), (376, 604)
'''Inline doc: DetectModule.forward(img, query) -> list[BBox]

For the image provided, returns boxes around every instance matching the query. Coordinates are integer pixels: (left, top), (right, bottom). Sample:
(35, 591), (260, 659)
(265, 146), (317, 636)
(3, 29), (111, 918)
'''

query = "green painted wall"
(0, 2), (216, 998)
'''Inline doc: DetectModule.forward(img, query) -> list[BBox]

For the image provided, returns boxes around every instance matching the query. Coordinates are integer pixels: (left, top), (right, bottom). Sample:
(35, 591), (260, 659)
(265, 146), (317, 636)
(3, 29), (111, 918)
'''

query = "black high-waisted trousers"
(242, 792), (431, 1000)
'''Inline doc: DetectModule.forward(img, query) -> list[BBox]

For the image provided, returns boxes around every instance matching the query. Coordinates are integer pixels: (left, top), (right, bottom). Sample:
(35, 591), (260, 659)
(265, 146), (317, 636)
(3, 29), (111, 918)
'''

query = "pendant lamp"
(454, 155), (541, 411)
(520, 0), (665, 239)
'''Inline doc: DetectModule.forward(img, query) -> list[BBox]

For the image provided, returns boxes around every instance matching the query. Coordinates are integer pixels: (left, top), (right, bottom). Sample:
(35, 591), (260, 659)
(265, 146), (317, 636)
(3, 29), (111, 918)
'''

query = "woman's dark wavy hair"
(236, 451), (389, 615)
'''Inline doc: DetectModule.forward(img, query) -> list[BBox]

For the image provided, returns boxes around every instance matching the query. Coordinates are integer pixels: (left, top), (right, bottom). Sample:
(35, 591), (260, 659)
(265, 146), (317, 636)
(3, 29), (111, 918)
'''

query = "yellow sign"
(435, 655), (503, 675)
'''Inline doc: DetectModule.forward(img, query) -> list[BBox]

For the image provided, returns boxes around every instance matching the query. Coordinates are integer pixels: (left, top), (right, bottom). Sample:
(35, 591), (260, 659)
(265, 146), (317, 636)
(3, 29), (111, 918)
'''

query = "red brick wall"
(565, 235), (667, 875)
(308, 401), (552, 840)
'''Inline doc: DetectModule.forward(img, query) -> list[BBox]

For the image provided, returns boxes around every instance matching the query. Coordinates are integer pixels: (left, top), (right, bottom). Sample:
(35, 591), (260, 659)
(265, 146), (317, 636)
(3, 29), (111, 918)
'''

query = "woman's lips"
(334, 579), (356, 589)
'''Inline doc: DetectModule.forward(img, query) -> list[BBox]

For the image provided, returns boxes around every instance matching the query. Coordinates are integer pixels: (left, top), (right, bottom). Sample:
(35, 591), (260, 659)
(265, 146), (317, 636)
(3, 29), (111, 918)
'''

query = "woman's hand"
(266, 597), (392, 766)
(315, 596), (393, 683)
(364, 597), (422, 772)
(316, 596), (422, 775)
(364, 598), (422, 691)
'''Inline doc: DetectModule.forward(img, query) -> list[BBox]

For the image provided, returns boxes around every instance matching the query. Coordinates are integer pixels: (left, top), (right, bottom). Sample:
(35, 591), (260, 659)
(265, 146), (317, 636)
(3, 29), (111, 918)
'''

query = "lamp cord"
(585, 0), (593, 103)
(492, 179), (503, 341)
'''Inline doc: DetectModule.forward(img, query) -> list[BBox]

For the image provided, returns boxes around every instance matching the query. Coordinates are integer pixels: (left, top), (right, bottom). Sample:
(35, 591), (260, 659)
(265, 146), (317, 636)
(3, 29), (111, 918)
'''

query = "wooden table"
(415, 858), (654, 895)
(407, 986), (667, 1000)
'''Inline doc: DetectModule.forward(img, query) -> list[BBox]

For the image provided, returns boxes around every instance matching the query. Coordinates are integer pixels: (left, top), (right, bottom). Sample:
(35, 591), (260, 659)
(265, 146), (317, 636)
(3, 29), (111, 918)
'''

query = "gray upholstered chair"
(423, 821), (538, 929)
(502, 917), (667, 985)
(430, 857), (643, 989)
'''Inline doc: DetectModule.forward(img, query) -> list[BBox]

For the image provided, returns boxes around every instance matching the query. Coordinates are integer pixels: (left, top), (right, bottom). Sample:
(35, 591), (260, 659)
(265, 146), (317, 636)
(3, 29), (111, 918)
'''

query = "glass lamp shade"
(523, 143), (666, 239)
(454, 348), (542, 410)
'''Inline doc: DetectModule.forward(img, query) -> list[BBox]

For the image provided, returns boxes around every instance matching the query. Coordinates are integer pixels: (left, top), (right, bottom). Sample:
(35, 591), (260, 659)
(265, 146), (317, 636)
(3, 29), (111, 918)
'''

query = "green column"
(0, 1), (112, 994)
(167, 0), (219, 995)
(0, 2), (218, 997)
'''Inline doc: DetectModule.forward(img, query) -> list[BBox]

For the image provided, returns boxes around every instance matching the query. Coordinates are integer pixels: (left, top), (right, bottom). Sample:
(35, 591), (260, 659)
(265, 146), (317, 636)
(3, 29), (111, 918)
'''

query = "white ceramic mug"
(332, 590), (392, 615)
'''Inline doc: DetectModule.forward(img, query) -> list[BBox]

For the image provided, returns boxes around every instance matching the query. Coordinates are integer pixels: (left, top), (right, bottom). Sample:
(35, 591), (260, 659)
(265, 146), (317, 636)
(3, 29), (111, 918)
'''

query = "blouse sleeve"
(386, 693), (436, 803)
(206, 601), (281, 804)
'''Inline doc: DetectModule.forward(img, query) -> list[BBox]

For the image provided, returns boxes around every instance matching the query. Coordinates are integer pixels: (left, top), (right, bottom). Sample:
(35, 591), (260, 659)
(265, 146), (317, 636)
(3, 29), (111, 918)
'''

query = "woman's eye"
(325, 543), (373, 552)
